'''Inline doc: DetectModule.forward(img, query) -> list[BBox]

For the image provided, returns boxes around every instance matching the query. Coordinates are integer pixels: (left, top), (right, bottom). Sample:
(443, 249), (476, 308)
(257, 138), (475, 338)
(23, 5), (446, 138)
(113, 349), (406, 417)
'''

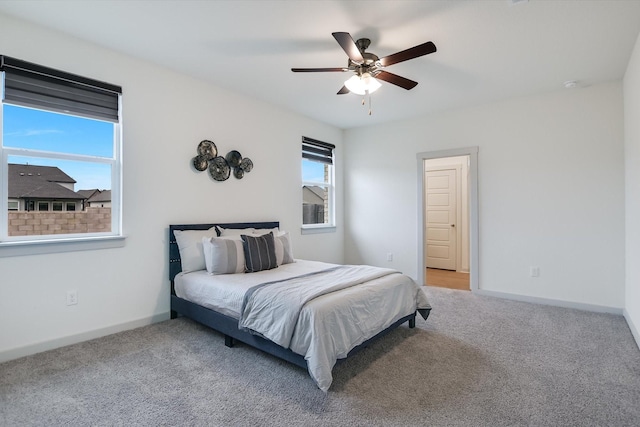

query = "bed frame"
(169, 221), (419, 370)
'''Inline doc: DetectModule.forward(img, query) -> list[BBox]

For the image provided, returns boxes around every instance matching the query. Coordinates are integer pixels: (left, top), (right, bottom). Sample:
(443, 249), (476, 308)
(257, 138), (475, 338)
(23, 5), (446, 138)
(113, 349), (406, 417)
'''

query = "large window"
(302, 136), (335, 228)
(0, 55), (122, 243)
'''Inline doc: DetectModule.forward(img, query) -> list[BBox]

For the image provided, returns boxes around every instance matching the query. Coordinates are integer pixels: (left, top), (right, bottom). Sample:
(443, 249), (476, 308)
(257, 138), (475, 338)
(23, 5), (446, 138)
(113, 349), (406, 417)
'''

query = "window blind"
(0, 55), (121, 122)
(302, 136), (335, 165)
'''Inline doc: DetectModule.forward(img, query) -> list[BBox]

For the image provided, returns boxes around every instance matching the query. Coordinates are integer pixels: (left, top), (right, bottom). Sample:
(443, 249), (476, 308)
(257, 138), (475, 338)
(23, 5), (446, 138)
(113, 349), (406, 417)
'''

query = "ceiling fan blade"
(332, 32), (364, 63)
(337, 85), (350, 95)
(379, 41), (436, 67)
(291, 67), (347, 72)
(375, 71), (418, 90)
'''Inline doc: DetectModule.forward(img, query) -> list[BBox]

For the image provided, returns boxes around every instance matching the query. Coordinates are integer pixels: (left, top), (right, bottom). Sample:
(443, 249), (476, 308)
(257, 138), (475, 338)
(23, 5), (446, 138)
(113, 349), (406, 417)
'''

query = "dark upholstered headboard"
(169, 221), (279, 282)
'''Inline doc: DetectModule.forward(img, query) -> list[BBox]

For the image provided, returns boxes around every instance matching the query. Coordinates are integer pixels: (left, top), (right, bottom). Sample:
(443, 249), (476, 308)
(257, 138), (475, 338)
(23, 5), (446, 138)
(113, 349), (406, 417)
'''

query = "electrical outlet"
(387, 253), (393, 262)
(66, 290), (78, 306)
(530, 267), (540, 278)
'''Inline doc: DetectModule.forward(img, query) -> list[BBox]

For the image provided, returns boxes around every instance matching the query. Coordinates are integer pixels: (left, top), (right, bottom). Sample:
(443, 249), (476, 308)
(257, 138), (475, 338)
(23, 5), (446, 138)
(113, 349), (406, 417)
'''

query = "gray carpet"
(1, 287), (639, 426)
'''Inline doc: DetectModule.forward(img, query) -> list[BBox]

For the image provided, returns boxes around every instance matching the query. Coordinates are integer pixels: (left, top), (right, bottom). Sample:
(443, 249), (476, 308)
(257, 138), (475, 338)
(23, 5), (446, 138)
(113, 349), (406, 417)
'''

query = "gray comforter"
(238, 264), (431, 391)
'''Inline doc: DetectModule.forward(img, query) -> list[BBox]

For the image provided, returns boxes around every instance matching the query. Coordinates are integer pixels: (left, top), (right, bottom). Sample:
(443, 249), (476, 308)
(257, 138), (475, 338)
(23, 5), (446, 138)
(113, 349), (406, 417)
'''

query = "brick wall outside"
(324, 164), (330, 224)
(8, 208), (111, 236)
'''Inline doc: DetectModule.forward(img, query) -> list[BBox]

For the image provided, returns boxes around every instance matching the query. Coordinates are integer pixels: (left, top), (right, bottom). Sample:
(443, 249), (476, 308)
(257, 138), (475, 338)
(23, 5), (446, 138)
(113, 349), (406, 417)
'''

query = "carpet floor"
(1, 286), (639, 426)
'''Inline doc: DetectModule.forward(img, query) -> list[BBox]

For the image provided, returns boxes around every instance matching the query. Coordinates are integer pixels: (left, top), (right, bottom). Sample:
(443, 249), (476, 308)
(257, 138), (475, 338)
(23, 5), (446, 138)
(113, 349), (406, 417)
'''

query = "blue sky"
(302, 159), (327, 183)
(3, 104), (113, 190)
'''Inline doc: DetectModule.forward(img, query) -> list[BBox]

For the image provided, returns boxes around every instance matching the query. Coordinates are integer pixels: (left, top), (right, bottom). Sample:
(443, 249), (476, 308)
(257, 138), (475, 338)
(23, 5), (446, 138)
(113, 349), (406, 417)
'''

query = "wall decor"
(192, 139), (217, 171)
(240, 158), (253, 172)
(209, 156), (231, 181)
(192, 155), (208, 171)
(225, 150), (242, 167)
(191, 140), (253, 181)
(198, 140), (217, 159)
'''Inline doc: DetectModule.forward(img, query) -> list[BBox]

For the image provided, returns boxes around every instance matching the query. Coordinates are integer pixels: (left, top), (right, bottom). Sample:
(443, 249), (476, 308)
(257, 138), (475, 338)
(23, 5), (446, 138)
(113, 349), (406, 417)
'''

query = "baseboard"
(623, 309), (640, 350)
(0, 312), (170, 364)
(473, 289), (623, 315)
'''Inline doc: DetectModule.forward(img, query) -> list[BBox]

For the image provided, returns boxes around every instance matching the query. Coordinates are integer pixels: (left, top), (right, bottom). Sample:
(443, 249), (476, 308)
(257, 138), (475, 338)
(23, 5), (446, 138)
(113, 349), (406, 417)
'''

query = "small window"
(8, 201), (18, 211)
(1, 55), (122, 244)
(302, 136), (335, 228)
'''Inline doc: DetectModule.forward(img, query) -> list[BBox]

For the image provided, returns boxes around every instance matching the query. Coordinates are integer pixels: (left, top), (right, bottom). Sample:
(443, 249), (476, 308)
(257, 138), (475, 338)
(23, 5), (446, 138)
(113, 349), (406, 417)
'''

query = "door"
(425, 169), (457, 270)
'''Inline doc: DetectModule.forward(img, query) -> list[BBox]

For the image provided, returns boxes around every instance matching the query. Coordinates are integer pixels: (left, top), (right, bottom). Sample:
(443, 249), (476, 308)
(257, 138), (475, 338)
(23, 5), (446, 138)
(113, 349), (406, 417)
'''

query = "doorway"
(416, 147), (478, 292)
(425, 156), (469, 289)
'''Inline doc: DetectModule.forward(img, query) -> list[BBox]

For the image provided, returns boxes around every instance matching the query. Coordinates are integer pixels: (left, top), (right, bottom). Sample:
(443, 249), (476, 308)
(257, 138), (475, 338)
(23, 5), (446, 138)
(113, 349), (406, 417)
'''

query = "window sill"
(0, 235), (126, 258)
(301, 225), (336, 235)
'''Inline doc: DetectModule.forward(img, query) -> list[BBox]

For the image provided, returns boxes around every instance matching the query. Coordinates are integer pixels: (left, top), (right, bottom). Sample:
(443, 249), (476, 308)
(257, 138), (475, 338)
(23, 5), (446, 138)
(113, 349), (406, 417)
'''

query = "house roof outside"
(303, 185), (324, 205)
(76, 189), (100, 200)
(80, 189), (111, 203)
(8, 163), (82, 200)
(10, 163), (76, 184)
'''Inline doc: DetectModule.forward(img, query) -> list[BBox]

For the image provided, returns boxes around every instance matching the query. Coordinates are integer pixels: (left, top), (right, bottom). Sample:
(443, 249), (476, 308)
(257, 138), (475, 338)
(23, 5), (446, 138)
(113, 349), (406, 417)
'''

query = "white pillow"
(273, 231), (294, 265)
(174, 227), (218, 273)
(202, 236), (245, 274)
(218, 234), (242, 240)
(218, 227), (256, 237)
(253, 227), (279, 236)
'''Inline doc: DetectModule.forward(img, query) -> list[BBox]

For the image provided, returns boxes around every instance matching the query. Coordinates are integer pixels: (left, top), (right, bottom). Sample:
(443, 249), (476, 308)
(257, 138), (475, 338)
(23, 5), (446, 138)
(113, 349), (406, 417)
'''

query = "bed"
(169, 221), (431, 391)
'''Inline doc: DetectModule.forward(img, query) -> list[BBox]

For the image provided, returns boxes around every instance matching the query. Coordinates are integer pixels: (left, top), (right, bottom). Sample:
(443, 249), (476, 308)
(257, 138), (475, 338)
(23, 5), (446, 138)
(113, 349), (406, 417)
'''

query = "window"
(1, 55), (122, 244)
(302, 136), (335, 228)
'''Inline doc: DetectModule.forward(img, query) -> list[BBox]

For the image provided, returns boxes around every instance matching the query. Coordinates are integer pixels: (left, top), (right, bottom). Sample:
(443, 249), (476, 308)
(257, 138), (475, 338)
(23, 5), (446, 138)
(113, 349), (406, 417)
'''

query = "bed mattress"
(174, 260), (335, 318)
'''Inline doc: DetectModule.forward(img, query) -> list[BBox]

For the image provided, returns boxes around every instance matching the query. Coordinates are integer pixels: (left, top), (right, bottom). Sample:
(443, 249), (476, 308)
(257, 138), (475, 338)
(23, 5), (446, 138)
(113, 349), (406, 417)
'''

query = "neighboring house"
(77, 189), (112, 209)
(302, 185), (325, 224)
(8, 163), (84, 212)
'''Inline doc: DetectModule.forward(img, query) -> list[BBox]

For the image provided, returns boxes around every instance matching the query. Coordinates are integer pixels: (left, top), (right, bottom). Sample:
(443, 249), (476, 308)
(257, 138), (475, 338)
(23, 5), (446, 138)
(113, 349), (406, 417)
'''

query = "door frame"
(417, 147), (479, 291)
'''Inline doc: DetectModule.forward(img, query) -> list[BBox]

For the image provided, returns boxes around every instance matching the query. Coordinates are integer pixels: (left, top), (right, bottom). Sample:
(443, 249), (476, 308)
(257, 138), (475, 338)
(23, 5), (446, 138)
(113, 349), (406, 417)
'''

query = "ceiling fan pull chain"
(368, 91), (373, 116)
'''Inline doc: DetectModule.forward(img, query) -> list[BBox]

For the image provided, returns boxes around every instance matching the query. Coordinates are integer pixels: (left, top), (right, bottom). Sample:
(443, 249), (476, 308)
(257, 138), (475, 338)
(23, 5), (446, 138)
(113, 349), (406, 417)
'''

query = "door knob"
(451, 224), (455, 227)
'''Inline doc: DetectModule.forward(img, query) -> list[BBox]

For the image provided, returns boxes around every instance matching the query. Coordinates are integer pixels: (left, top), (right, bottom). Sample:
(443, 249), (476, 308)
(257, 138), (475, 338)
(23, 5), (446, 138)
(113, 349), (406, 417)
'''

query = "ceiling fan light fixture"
(344, 73), (381, 95)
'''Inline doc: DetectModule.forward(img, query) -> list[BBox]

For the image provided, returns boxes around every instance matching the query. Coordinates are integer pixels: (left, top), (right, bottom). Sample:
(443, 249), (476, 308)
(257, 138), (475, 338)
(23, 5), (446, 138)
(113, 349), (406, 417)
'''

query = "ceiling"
(1, 0), (640, 129)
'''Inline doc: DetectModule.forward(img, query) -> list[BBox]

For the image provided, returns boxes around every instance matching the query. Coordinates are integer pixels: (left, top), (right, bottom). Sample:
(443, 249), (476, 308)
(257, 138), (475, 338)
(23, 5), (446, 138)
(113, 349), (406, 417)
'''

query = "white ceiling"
(1, 0), (639, 129)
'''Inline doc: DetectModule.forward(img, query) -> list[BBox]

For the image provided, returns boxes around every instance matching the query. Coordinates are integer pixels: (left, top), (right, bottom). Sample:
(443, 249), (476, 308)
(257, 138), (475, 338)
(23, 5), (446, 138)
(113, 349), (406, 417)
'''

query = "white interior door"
(425, 169), (457, 270)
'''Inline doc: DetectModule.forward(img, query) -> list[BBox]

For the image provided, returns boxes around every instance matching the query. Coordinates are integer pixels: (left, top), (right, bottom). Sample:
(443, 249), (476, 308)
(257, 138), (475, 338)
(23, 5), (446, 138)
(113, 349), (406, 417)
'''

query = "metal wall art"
(192, 140), (253, 182)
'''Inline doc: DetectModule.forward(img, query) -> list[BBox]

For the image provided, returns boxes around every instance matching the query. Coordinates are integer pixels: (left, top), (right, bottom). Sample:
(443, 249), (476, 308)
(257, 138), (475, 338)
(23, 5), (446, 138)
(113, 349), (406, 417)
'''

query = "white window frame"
(301, 137), (335, 233)
(0, 57), (124, 256)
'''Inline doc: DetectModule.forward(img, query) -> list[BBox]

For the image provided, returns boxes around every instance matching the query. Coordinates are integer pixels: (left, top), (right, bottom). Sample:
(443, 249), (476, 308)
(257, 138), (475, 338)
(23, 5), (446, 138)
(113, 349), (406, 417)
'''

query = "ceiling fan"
(291, 32), (437, 96)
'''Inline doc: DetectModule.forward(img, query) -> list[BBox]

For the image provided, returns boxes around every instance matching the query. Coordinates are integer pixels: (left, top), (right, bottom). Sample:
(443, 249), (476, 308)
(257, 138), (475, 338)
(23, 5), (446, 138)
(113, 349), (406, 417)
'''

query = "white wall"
(0, 13), (344, 360)
(344, 82), (625, 310)
(624, 32), (640, 348)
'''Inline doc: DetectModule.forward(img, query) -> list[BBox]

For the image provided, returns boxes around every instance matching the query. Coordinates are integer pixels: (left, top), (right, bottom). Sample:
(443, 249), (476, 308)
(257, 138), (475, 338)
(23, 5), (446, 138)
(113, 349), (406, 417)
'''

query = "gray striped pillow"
(202, 237), (245, 275)
(241, 232), (278, 273)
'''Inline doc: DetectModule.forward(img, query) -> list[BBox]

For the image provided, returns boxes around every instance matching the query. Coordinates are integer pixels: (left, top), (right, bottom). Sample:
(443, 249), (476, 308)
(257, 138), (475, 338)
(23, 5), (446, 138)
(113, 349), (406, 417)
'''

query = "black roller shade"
(1, 55), (121, 122)
(302, 136), (335, 165)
